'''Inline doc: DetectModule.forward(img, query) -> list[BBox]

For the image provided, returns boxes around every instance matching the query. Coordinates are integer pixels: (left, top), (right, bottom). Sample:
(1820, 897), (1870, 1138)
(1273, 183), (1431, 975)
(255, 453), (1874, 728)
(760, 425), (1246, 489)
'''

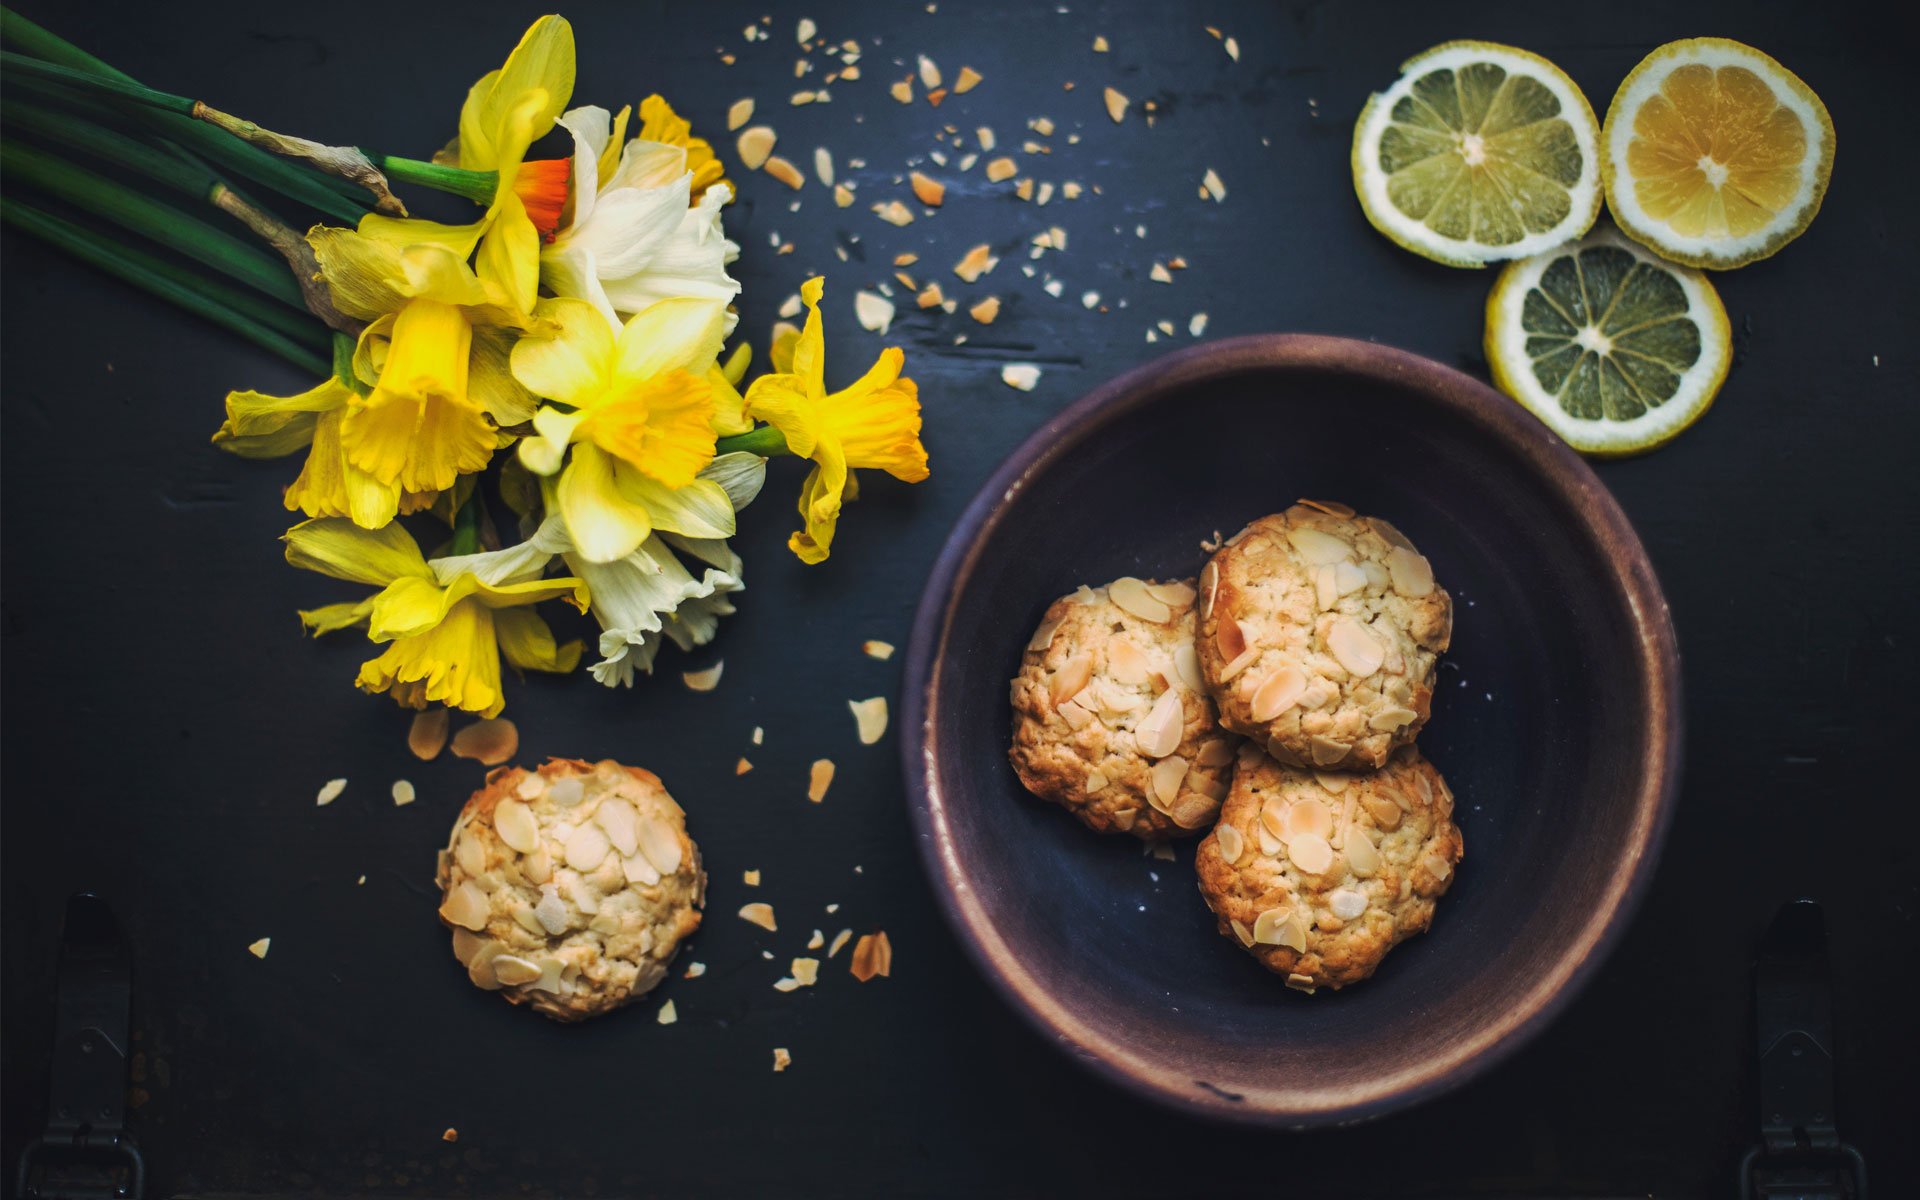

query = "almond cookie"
(1194, 743), (1463, 991)
(436, 758), (705, 1022)
(1009, 577), (1238, 839)
(1196, 502), (1451, 770)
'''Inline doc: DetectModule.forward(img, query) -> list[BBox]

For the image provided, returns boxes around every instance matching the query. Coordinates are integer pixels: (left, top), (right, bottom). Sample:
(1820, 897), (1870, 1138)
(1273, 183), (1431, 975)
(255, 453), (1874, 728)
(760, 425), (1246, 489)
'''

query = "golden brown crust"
(1193, 743), (1463, 990)
(436, 758), (705, 1021)
(1196, 505), (1451, 771)
(1009, 579), (1238, 839)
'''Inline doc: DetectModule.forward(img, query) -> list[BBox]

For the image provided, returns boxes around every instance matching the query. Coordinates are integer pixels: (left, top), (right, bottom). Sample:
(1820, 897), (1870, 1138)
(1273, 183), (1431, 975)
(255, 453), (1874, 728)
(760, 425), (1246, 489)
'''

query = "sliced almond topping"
(316, 777), (347, 806)
(523, 846), (552, 884)
(1327, 618), (1385, 677)
(1214, 614), (1247, 661)
(1369, 516), (1417, 550)
(1103, 86), (1129, 122)
(1314, 771), (1350, 794)
(1149, 755), (1189, 806)
(910, 171), (947, 206)
(1369, 707), (1419, 732)
(1107, 577), (1171, 622)
(564, 823), (611, 873)
(737, 125), (777, 169)
(1230, 917), (1255, 946)
(547, 776), (583, 808)
(984, 156), (1017, 182)
(954, 65), (983, 93)
(1260, 797), (1289, 840)
(492, 798), (540, 854)
(409, 708), (450, 760)
(1215, 823), (1245, 865)
(1328, 889), (1368, 921)
(1298, 498), (1356, 519)
(1141, 584), (1195, 613)
(1195, 739), (1235, 768)
(1309, 736), (1349, 766)
(1198, 559), (1219, 619)
(849, 696), (889, 744)
(534, 884), (569, 934)
(1285, 973), (1317, 992)
(953, 243), (998, 282)
(439, 881), (489, 931)
(1423, 855), (1454, 883)
(621, 851), (660, 887)
(637, 815), (684, 875)
(465, 941), (506, 989)
(1250, 665), (1307, 721)
(1174, 643), (1205, 691)
(1361, 559), (1392, 591)
(807, 758), (836, 803)
(763, 155), (804, 189)
(1251, 907), (1293, 945)
(1133, 690), (1183, 758)
(739, 902), (778, 931)
(1257, 822), (1283, 857)
(1056, 699), (1093, 730)
(850, 930), (892, 980)
(968, 296), (1000, 324)
(453, 829), (487, 876)
(1387, 545), (1436, 597)
(1347, 830), (1381, 876)
(1279, 912), (1310, 952)
(1361, 794), (1404, 829)
(727, 98), (755, 130)
(1315, 564), (1339, 612)
(593, 797), (641, 857)
(1084, 770), (1109, 793)
(1218, 646), (1260, 683)
(1106, 638), (1153, 685)
(1285, 832), (1334, 875)
(491, 954), (541, 986)
(1284, 797), (1333, 839)
(682, 661), (724, 692)
(1287, 527), (1353, 565)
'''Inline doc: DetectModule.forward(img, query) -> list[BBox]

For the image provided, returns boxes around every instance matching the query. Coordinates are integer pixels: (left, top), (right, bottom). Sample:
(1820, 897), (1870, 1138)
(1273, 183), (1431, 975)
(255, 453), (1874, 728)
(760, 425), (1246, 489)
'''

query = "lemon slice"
(1601, 38), (1835, 269)
(1352, 41), (1602, 267)
(1484, 225), (1730, 456)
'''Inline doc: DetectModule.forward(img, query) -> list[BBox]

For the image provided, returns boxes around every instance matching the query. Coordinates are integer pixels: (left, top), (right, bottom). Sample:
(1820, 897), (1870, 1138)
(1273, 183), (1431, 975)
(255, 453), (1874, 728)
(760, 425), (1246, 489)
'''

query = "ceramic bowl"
(901, 334), (1681, 1126)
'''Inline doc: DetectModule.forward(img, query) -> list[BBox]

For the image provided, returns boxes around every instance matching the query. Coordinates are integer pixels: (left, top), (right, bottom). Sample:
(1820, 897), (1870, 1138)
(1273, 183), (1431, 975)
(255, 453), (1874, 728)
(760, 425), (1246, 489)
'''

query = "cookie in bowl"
(436, 758), (706, 1021)
(1009, 577), (1238, 838)
(1197, 502), (1450, 770)
(1194, 743), (1463, 991)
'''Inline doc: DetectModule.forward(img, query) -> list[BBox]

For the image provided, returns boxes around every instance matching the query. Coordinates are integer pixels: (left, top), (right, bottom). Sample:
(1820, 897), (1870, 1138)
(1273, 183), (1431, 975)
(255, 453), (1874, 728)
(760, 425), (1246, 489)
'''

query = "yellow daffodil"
(510, 295), (736, 562)
(362, 14), (576, 312)
(286, 517), (586, 717)
(635, 94), (728, 204)
(742, 277), (929, 563)
(307, 229), (540, 494)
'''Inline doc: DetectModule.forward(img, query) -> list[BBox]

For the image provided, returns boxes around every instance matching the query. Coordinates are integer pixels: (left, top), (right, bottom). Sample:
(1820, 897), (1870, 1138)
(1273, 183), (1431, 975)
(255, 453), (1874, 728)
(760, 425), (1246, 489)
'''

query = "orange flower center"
(513, 158), (573, 239)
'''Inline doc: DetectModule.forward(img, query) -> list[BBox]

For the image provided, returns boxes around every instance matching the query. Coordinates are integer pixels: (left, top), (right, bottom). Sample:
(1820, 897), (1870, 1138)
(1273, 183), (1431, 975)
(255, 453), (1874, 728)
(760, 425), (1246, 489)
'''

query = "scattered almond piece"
(790, 90), (817, 106)
(1062, 180), (1082, 199)
(773, 1048), (792, 1072)
(1168, 256), (1187, 269)
(813, 146), (834, 186)
(683, 661), (724, 691)
(739, 902), (777, 931)
(1014, 178), (1034, 201)
(1032, 117), (1055, 136)
(909, 171), (946, 206)
(808, 759), (835, 803)
(796, 16), (816, 43)
(863, 640), (895, 660)
(1104, 86), (1129, 122)
(850, 931), (893, 981)
(1151, 841), (1177, 861)
(792, 957), (821, 986)
(984, 156), (1017, 183)
(1190, 312), (1209, 337)
(657, 998), (678, 1024)
(854, 290), (895, 334)
(916, 283), (945, 308)
(449, 718), (516, 766)
(744, 869), (761, 886)
(727, 98), (755, 130)
(894, 252), (919, 266)
(840, 64), (860, 80)
(1202, 168), (1227, 201)
(828, 928), (854, 957)
(917, 54), (942, 89)
(849, 697), (889, 744)
(773, 977), (800, 992)
(926, 87), (948, 107)
(752, 726), (764, 745)
(832, 183), (854, 207)
(954, 66), (982, 93)
(1001, 363), (1041, 391)
(316, 778), (347, 807)
(391, 779), (416, 806)
(969, 296), (1001, 324)
(408, 708), (450, 760)
(1150, 262), (1173, 283)
(1049, 225), (1068, 250)
(1092, 35), (1109, 52)
(443, 1129), (458, 1143)
(891, 78), (913, 104)
(1157, 319), (1175, 335)
(808, 929), (826, 949)
(247, 937), (270, 959)
(1081, 289), (1100, 309)
(977, 126), (996, 151)
(777, 292), (803, 319)
(737, 125), (776, 169)
(736, 757), (753, 775)
(763, 155), (804, 189)
(1225, 36), (1240, 61)
(685, 961), (706, 978)
(953, 243), (998, 282)
(872, 199), (915, 226)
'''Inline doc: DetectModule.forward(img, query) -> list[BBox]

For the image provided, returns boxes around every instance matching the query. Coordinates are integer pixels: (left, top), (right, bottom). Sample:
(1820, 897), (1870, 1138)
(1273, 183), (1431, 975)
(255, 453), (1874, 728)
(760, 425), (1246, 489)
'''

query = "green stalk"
(377, 155), (496, 204)
(714, 425), (793, 457)
(2, 138), (304, 308)
(4, 98), (217, 198)
(3, 201), (330, 375)
(449, 490), (483, 556)
(0, 50), (194, 112)
(1, 9), (372, 223)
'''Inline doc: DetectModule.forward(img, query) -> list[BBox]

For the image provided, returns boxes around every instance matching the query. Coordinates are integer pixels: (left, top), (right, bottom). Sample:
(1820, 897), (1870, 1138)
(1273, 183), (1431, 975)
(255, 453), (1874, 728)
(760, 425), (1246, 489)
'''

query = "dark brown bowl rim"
(899, 333), (1683, 1128)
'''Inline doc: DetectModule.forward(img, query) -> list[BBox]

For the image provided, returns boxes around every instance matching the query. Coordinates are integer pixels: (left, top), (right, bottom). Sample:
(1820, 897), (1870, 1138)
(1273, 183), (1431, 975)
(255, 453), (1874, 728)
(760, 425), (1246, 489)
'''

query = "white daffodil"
(540, 104), (741, 337)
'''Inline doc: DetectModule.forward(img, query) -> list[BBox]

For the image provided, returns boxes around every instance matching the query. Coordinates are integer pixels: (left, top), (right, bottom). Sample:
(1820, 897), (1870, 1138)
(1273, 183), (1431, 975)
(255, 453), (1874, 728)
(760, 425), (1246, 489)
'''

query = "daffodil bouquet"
(1, 13), (928, 718)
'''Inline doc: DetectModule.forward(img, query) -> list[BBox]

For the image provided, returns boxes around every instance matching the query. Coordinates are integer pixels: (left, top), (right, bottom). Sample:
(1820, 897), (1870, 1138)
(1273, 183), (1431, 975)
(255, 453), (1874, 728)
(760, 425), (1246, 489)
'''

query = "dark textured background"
(3, 1), (1914, 1194)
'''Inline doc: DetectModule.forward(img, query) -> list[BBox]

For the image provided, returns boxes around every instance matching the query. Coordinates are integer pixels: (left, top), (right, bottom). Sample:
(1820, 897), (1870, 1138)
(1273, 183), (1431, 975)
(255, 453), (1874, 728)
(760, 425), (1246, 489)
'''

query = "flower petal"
(618, 473), (736, 539)
(341, 301), (495, 493)
(285, 408), (405, 529)
(698, 452), (768, 510)
(306, 226), (409, 321)
(463, 16), (575, 171)
(283, 517), (430, 585)
(567, 175), (690, 279)
(613, 297), (727, 383)
(509, 297), (613, 407)
(494, 605), (581, 674)
(606, 139), (688, 192)
(211, 377), (347, 459)
(584, 369), (716, 490)
(742, 375), (822, 458)
(787, 441), (849, 565)
(555, 104), (612, 233)
(824, 356), (929, 481)
(477, 193), (542, 314)
(356, 598), (507, 717)
(469, 324), (537, 427)
(558, 442), (653, 563)
(367, 574), (454, 641)
(354, 213), (487, 259)
(705, 364), (754, 437)
(298, 598), (374, 636)
(538, 241), (620, 333)
(789, 276), (827, 388)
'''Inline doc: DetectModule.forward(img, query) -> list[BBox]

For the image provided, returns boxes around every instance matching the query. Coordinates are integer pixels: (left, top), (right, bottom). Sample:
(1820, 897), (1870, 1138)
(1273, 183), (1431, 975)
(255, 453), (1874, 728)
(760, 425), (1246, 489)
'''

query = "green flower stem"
(0, 9), (371, 223)
(2, 201), (330, 376)
(2, 138), (305, 309)
(376, 155), (497, 205)
(5, 97), (219, 199)
(0, 50), (195, 112)
(450, 491), (483, 557)
(714, 425), (794, 457)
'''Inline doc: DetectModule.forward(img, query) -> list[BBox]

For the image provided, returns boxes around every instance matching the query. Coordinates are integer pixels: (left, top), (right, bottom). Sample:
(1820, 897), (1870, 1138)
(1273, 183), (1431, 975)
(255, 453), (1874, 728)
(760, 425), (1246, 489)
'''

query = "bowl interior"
(909, 337), (1676, 1125)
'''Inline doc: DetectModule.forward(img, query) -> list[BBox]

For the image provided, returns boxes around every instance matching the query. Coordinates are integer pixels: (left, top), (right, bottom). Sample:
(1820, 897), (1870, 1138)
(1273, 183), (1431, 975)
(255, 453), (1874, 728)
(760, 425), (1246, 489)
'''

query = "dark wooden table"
(4, 1), (1914, 1194)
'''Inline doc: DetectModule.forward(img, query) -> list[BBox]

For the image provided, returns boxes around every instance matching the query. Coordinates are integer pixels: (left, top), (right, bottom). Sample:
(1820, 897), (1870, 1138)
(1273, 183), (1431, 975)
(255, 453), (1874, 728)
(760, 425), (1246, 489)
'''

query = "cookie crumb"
(773, 1047), (792, 1072)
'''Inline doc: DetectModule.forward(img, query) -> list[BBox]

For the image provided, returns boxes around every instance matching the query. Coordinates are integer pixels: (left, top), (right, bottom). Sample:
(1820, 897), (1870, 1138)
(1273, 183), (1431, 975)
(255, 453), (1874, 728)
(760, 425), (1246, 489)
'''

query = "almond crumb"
(1168, 256), (1187, 269)
(894, 252), (920, 266)
(316, 777), (347, 807)
(954, 66), (983, 93)
(1150, 262), (1173, 283)
(926, 87), (948, 106)
(862, 639), (895, 660)
(409, 708), (450, 760)
(854, 290), (895, 334)
(682, 661), (724, 691)
(828, 928), (854, 957)
(871, 199), (915, 226)
(727, 98), (755, 130)
(790, 90), (817, 105)
(791, 957), (821, 986)
(657, 998), (678, 1024)
(1092, 35), (1109, 52)
(977, 126), (996, 151)
(391, 779), (416, 806)
(909, 171), (946, 206)
(969, 296), (1001, 324)
(1202, 167), (1227, 201)
(953, 243), (998, 282)
(773, 1048), (792, 1072)
(891, 78), (913, 104)
(848, 697), (889, 744)
(1104, 86), (1129, 122)
(833, 183), (854, 207)
(813, 146), (834, 186)
(894, 271), (917, 290)
(744, 869), (761, 886)
(808, 929), (826, 949)
(808, 759), (835, 803)
(917, 54), (942, 89)
(984, 156), (1017, 183)
(1190, 312), (1209, 336)
(247, 937), (270, 959)
(916, 283), (945, 308)
(1001, 363), (1041, 391)
(738, 902), (777, 931)
(763, 155), (804, 189)
(1224, 36), (1240, 61)
(736, 757), (753, 775)
(1014, 177), (1034, 201)
(850, 931), (893, 981)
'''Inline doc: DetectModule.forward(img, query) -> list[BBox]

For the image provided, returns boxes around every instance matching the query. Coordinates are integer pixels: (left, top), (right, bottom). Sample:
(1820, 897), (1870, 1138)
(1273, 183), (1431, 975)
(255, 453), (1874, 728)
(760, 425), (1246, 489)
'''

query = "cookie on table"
(1194, 743), (1463, 991)
(1009, 577), (1238, 839)
(1196, 501), (1451, 771)
(436, 758), (705, 1022)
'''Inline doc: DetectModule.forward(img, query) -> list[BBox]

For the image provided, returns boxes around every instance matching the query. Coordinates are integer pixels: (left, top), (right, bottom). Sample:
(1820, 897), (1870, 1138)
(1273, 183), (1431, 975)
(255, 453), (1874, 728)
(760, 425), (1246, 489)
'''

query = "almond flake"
(736, 757), (753, 775)
(1014, 178), (1033, 201)
(948, 65), (982, 93)
(408, 708), (450, 760)
(977, 126), (997, 151)
(984, 156), (1016, 182)
(808, 759), (836, 802)
(685, 961), (707, 978)
(1001, 363), (1041, 390)
(863, 639), (895, 659)
(790, 90), (817, 106)
(840, 65), (861, 80)
(1224, 36), (1240, 61)
(808, 929), (826, 949)
(926, 88), (948, 106)
(743, 869), (761, 886)
(894, 252), (920, 266)
(796, 17), (816, 43)
(773, 976), (800, 992)
(1032, 117), (1055, 136)
(763, 155), (804, 189)
(910, 171), (946, 206)
(683, 661), (724, 691)
(1190, 312), (1209, 336)
(968, 296), (1001, 324)
(850, 930), (892, 980)
(773, 1048), (792, 1072)
(917, 283), (945, 308)
(1092, 35), (1109, 51)
(656, 998), (678, 1024)
(872, 199), (915, 226)
(248, 937), (271, 959)
(738, 902), (777, 931)
(391, 779), (416, 806)
(1157, 319), (1175, 335)
(849, 696), (889, 744)
(1202, 168), (1227, 201)
(1081, 289), (1100, 309)
(1104, 87), (1129, 122)
(813, 146), (834, 186)
(778, 293), (803, 319)
(727, 98), (755, 130)
(917, 54), (942, 89)
(854, 291), (895, 334)
(833, 183), (855, 207)
(1062, 180), (1083, 198)
(828, 928), (854, 957)
(890, 78), (913, 104)
(791, 957), (821, 986)
(316, 777), (347, 806)
(1036, 181), (1054, 205)
(953, 243), (998, 281)
(737, 125), (777, 169)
